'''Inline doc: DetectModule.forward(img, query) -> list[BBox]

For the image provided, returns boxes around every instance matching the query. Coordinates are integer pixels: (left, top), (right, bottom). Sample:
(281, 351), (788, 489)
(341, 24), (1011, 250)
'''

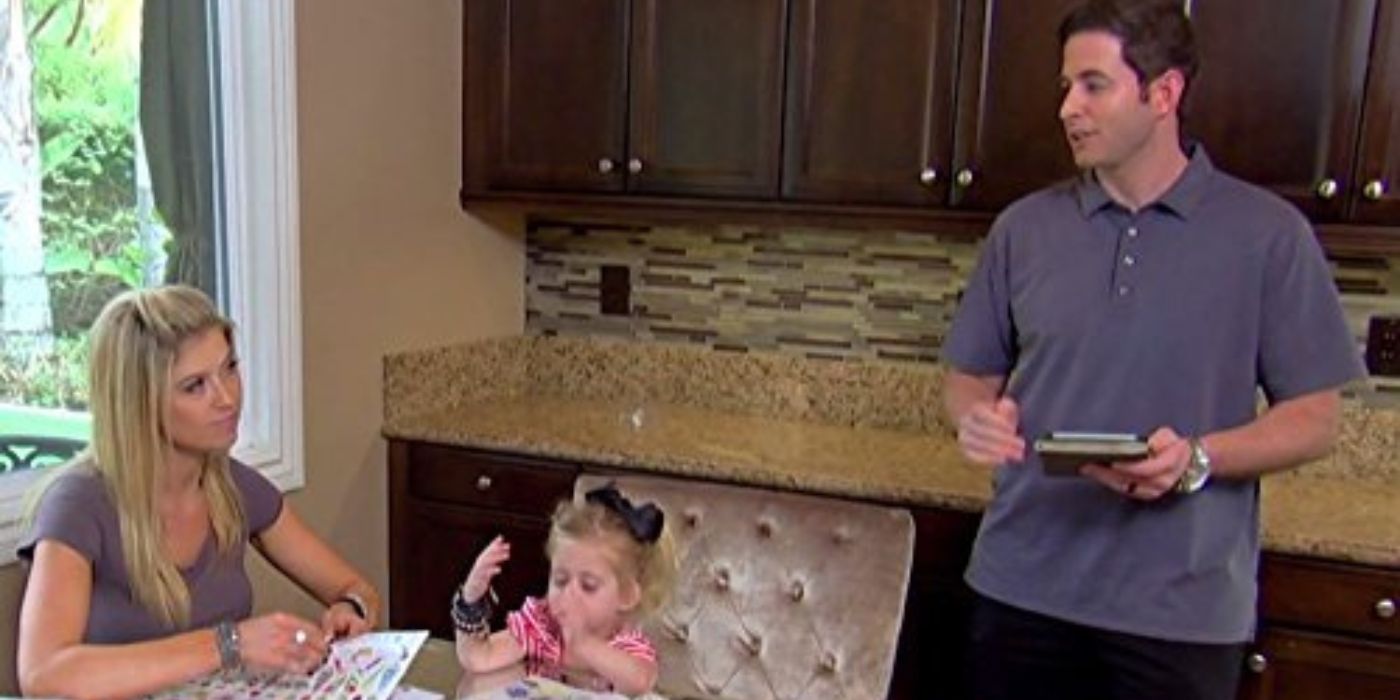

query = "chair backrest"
(574, 474), (915, 700)
(0, 435), (85, 474)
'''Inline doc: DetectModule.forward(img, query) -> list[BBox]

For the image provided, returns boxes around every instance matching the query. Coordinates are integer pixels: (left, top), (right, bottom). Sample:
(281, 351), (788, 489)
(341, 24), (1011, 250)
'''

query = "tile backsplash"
(525, 218), (1400, 404)
(527, 220), (980, 362)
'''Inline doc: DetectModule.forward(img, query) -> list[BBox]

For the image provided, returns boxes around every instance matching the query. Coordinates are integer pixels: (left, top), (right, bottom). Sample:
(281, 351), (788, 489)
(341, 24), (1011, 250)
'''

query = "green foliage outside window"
(3, 0), (146, 412)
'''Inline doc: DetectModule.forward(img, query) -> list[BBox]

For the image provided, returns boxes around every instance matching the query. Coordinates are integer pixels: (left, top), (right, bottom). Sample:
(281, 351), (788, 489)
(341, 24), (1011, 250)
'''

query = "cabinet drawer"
(405, 443), (579, 515)
(1260, 555), (1400, 642)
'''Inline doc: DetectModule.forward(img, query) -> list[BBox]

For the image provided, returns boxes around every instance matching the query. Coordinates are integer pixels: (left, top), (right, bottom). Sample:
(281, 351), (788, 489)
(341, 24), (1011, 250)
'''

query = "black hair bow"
(585, 484), (664, 543)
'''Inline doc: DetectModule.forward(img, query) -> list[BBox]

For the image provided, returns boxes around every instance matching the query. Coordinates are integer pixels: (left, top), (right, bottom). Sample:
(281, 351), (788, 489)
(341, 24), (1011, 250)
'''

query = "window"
(0, 0), (300, 565)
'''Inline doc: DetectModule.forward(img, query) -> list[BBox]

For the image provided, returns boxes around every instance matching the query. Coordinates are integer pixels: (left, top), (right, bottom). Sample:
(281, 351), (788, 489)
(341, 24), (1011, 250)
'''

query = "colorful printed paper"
(147, 630), (429, 700)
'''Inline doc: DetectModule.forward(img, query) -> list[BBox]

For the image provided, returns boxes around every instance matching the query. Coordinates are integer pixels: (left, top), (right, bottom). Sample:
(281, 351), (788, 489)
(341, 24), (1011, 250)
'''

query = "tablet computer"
(1033, 431), (1151, 476)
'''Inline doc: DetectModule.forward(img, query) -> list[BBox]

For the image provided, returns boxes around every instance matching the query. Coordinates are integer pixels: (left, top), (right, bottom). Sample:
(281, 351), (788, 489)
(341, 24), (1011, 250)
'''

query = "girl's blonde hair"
(28, 285), (246, 628)
(546, 494), (678, 617)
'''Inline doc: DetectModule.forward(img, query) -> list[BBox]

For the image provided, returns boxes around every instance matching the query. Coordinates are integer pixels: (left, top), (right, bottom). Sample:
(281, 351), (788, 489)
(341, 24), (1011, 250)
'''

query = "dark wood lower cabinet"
(387, 440), (1399, 699)
(1238, 628), (1400, 700)
(388, 441), (577, 639)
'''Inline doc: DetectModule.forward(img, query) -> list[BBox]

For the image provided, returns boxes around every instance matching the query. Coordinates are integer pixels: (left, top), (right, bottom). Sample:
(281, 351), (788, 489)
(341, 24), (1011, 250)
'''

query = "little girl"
(453, 484), (677, 695)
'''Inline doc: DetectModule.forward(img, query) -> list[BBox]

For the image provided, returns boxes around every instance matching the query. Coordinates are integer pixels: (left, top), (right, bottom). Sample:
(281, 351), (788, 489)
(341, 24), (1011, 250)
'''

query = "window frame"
(0, 0), (302, 565)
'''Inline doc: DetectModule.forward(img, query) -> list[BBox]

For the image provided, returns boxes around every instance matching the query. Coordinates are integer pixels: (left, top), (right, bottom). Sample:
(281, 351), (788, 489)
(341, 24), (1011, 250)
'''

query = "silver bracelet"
(214, 621), (241, 671)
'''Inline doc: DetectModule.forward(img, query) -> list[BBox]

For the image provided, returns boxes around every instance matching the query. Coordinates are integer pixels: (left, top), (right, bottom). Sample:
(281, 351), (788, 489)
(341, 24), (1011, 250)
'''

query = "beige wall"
(256, 0), (524, 616)
(0, 0), (523, 692)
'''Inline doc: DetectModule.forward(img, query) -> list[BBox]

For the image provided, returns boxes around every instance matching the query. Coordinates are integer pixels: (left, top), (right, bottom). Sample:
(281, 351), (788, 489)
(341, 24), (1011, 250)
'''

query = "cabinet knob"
(1377, 598), (1397, 620)
(627, 158), (644, 174)
(596, 158), (615, 175)
(1315, 178), (1339, 200)
(475, 475), (492, 492)
(919, 167), (938, 186)
(1246, 652), (1268, 674)
(1363, 179), (1387, 201)
(955, 168), (975, 188)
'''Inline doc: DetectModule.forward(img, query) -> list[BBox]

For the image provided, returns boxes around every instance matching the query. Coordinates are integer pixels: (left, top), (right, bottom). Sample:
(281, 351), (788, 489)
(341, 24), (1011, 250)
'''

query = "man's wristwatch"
(1176, 437), (1212, 494)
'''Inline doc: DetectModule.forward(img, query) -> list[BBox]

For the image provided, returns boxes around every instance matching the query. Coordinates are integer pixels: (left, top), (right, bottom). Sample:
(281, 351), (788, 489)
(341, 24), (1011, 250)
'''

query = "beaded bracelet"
(451, 585), (494, 639)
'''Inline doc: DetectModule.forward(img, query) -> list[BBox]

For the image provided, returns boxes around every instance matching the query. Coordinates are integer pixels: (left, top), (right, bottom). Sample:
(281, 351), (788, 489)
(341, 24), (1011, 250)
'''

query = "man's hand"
(1082, 427), (1191, 500)
(956, 397), (1026, 466)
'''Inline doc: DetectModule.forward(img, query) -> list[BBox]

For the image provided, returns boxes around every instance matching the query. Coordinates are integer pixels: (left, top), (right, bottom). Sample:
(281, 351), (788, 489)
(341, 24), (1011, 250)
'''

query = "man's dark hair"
(1058, 0), (1199, 106)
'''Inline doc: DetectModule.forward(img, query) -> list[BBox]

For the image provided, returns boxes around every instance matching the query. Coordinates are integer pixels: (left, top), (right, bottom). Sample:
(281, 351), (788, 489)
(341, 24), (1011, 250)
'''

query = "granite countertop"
(383, 336), (1400, 569)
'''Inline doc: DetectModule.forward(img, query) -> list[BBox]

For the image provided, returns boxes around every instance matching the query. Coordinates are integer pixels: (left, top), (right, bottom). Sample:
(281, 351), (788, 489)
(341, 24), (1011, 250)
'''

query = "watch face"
(1185, 442), (1211, 492)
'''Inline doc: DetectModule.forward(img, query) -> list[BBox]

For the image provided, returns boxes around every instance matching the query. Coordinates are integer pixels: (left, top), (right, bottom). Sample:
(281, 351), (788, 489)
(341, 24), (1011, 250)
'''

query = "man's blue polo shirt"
(942, 147), (1365, 643)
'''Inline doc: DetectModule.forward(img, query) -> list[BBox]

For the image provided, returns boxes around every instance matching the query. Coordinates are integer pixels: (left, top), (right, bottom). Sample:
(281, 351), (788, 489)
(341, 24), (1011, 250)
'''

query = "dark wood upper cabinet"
(628, 0), (787, 198)
(464, 0), (786, 198)
(1189, 0), (1374, 222)
(782, 0), (961, 206)
(951, 0), (1082, 212)
(463, 0), (629, 193)
(1353, 0), (1400, 224)
(460, 0), (1400, 247)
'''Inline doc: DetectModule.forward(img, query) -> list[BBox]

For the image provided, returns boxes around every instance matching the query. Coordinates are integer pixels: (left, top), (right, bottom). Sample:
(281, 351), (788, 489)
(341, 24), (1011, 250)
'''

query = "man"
(941, 1), (1365, 699)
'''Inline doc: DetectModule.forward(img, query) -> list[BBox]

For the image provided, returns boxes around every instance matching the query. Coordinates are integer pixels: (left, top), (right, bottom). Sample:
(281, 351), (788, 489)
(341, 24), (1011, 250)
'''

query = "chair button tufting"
(789, 580), (805, 602)
(756, 518), (774, 538)
(738, 631), (762, 656)
(832, 525), (853, 544)
(713, 566), (730, 591)
(684, 508), (701, 528)
(819, 651), (838, 674)
(669, 621), (689, 643)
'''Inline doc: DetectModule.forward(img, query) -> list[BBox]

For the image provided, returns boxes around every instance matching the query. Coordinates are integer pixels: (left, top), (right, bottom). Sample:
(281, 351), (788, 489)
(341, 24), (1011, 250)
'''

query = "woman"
(16, 285), (381, 699)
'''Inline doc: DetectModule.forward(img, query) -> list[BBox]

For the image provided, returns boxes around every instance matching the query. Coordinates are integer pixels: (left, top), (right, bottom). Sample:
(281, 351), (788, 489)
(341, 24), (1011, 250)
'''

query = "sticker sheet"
(147, 630), (429, 700)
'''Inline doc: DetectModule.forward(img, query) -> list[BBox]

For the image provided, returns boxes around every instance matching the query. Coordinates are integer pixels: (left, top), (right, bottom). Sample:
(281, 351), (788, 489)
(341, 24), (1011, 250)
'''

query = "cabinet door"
(1189, 0), (1374, 222)
(888, 507), (981, 700)
(782, 0), (961, 206)
(463, 0), (628, 193)
(395, 504), (553, 641)
(1352, 0), (1400, 224)
(628, 0), (787, 198)
(1237, 628), (1400, 700)
(952, 0), (1082, 211)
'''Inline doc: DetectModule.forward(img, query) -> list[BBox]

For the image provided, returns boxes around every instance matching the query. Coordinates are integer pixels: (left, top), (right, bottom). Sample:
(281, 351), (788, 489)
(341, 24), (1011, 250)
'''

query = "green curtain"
(140, 0), (218, 297)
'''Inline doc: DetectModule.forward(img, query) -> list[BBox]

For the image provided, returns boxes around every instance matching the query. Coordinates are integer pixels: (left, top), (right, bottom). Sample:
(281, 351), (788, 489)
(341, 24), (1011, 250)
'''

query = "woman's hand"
(462, 536), (510, 602)
(236, 612), (329, 676)
(321, 599), (373, 640)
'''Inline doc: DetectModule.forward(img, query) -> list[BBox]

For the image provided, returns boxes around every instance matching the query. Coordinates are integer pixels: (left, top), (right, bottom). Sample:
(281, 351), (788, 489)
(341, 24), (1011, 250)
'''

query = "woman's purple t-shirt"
(17, 460), (283, 643)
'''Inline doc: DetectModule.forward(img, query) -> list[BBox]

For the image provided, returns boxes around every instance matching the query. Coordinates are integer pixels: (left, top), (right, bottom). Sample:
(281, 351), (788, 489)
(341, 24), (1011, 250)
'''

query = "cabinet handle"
(919, 167), (938, 186)
(1363, 179), (1387, 201)
(596, 158), (615, 175)
(475, 475), (492, 492)
(1315, 178), (1339, 200)
(1246, 653), (1268, 674)
(1377, 598), (1397, 620)
(627, 158), (644, 174)
(955, 168), (975, 188)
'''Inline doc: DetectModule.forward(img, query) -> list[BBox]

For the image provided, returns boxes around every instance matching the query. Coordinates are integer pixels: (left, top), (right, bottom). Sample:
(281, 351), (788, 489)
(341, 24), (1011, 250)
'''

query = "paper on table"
(464, 676), (629, 700)
(390, 684), (446, 700)
(146, 630), (429, 700)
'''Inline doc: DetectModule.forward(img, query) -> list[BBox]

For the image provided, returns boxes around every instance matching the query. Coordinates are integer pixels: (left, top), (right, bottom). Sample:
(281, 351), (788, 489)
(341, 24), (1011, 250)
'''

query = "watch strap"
(336, 592), (369, 621)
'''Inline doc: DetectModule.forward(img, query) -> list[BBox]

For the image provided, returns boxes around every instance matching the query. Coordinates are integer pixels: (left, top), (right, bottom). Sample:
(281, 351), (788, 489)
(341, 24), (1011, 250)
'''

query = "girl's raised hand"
(461, 535), (510, 603)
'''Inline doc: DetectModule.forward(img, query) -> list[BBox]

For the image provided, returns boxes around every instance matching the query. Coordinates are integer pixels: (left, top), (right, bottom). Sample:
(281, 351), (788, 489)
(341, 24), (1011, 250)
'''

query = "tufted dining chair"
(573, 474), (915, 700)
